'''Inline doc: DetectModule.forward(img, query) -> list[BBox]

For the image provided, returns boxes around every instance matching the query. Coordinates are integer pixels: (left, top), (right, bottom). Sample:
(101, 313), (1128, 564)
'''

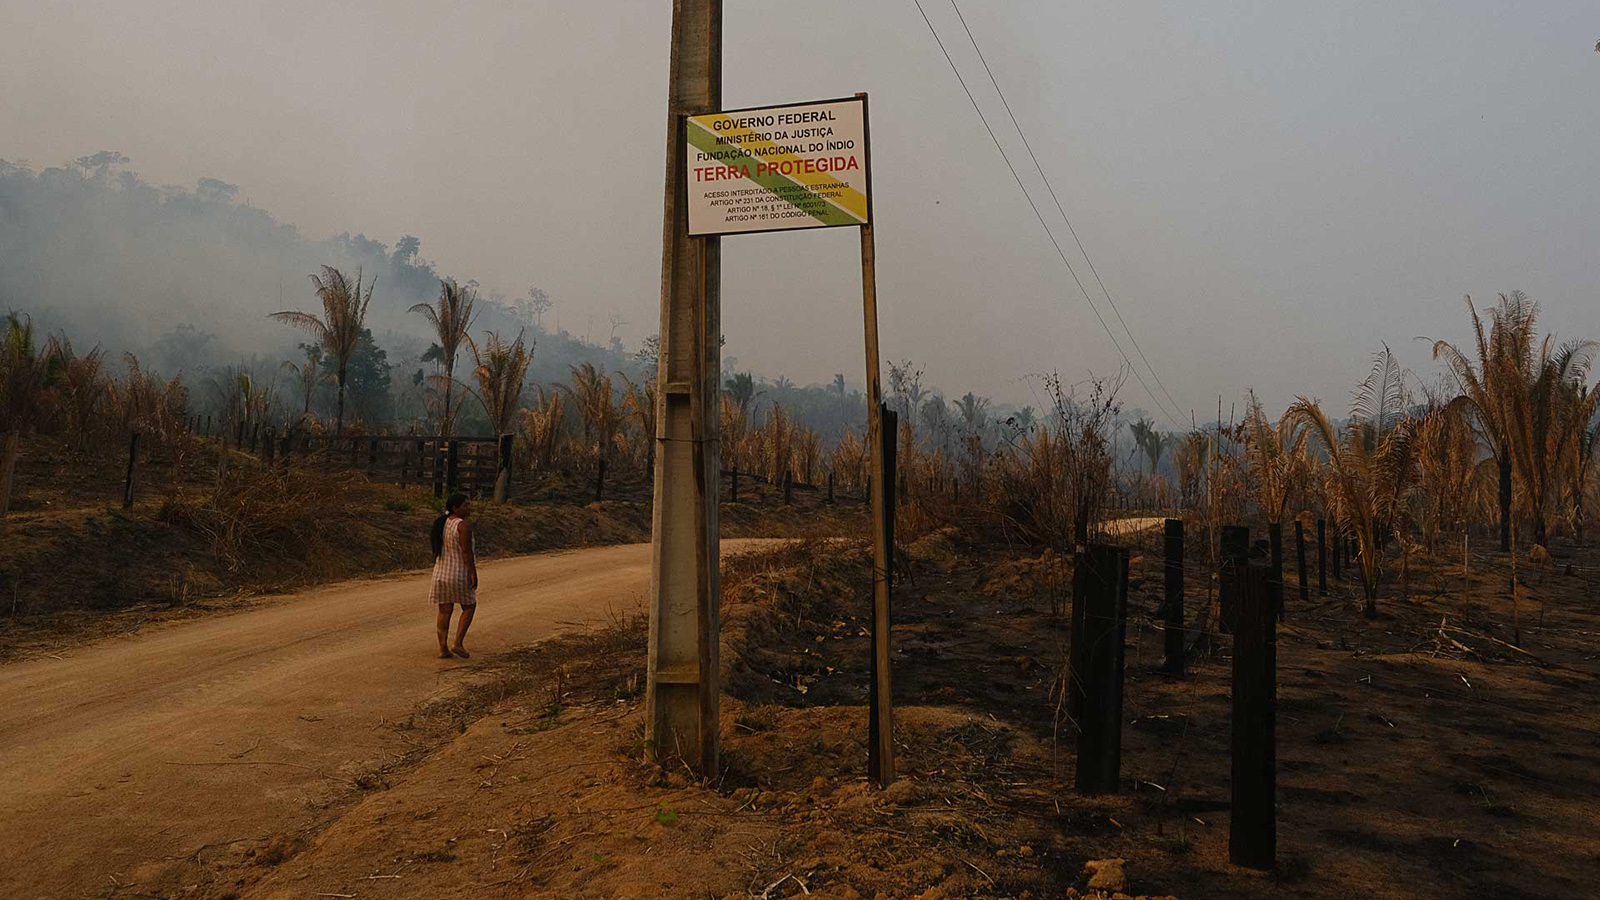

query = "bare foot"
(438, 649), (453, 659)
(451, 646), (471, 659)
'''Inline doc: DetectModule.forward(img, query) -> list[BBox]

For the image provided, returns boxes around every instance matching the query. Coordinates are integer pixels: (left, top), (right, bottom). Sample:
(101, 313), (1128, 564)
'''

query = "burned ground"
(173, 526), (1600, 899)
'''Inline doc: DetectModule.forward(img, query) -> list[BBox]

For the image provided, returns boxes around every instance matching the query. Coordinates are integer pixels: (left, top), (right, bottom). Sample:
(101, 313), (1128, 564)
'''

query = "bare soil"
(171, 527), (1600, 900)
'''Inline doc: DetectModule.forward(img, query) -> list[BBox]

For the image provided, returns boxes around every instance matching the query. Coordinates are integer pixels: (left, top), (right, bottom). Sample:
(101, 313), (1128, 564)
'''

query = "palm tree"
(566, 363), (619, 469)
(467, 330), (533, 437)
(1505, 337), (1598, 545)
(54, 337), (108, 452)
(619, 373), (658, 471)
(269, 265), (376, 437)
(724, 372), (757, 416)
(0, 313), (64, 516)
(1129, 417), (1168, 475)
(1430, 293), (1537, 551)
(1576, 408), (1599, 543)
(1284, 349), (1419, 616)
(1241, 394), (1308, 523)
(280, 342), (324, 425)
(409, 279), (478, 437)
(519, 386), (566, 473)
(956, 392), (989, 433)
(1413, 397), (1479, 549)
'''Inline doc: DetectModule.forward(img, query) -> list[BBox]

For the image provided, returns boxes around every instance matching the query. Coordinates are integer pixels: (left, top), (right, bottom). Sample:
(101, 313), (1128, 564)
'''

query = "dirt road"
(0, 539), (779, 900)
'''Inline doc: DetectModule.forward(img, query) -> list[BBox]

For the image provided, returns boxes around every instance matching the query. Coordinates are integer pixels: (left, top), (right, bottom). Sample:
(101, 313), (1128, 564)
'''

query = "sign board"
(686, 96), (870, 236)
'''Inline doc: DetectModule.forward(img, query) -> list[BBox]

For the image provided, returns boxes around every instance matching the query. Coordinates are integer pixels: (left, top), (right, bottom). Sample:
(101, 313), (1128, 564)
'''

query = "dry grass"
(157, 464), (383, 572)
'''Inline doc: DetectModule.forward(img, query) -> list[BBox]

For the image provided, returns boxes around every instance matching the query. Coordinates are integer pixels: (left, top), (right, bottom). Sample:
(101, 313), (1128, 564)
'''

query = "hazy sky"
(4, 1), (1598, 421)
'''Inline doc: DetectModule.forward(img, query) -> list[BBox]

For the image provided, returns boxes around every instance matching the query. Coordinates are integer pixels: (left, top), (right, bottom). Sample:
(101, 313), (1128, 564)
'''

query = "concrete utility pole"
(646, 0), (722, 777)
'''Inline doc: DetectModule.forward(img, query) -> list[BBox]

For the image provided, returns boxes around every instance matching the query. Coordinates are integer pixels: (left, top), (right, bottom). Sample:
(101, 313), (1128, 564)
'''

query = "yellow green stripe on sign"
(686, 120), (864, 227)
(693, 113), (870, 221)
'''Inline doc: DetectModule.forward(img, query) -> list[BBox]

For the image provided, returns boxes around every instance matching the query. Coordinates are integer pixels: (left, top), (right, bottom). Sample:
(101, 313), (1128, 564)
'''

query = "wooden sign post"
(857, 100), (894, 784)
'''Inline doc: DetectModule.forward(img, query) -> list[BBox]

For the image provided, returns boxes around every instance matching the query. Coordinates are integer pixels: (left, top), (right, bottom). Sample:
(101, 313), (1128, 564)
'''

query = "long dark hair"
(430, 493), (468, 559)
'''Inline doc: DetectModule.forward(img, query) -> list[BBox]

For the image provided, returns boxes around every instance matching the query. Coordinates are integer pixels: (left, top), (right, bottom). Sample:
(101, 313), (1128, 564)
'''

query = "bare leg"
(435, 605), (454, 658)
(452, 605), (476, 658)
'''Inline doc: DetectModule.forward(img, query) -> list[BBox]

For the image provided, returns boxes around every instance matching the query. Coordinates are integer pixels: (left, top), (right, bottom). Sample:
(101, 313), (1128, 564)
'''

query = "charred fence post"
(122, 431), (141, 509)
(827, 470), (835, 504)
(1070, 542), (1129, 794)
(263, 426), (276, 464)
(1163, 518), (1185, 677)
(203, 414), (212, 438)
(249, 422), (260, 454)
(1230, 561), (1278, 870)
(1219, 525), (1250, 633)
(1294, 519), (1309, 602)
(1268, 522), (1285, 621)
(367, 437), (378, 474)
(784, 469), (793, 505)
(432, 441), (445, 498)
(595, 457), (607, 502)
(445, 440), (460, 494)
(1318, 515), (1331, 592)
(493, 433), (513, 502)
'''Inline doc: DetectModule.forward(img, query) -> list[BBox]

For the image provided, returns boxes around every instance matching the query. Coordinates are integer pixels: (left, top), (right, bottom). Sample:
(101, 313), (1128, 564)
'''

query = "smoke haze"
(3, 1), (1599, 421)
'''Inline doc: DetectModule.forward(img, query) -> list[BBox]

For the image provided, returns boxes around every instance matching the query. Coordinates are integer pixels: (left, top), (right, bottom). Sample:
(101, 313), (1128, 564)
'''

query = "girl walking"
(429, 493), (478, 658)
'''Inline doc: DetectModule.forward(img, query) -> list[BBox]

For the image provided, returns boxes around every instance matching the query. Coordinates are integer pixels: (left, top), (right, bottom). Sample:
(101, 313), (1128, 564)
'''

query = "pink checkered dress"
(429, 516), (476, 606)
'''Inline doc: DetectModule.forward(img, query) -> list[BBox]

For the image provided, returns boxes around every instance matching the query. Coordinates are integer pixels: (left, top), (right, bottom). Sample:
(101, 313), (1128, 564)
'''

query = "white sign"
(686, 96), (871, 236)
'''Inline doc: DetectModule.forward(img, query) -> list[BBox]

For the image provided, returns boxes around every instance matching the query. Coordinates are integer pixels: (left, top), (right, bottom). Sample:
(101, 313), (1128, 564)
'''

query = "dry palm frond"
(1285, 382), (1419, 617)
(280, 343), (326, 426)
(409, 279), (478, 435)
(1413, 404), (1478, 548)
(752, 404), (795, 483)
(1242, 392), (1308, 522)
(795, 426), (823, 485)
(1572, 395), (1600, 541)
(563, 362), (619, 468)
(1429, 292), (1537, 548)
(827, 428), (868, 494)
(719, 396), (748, 472)
(619, 373), (657, 471)
(519, 386), (565, 473)
(1504, 335), (1598, 544)
(53, 337), (109, 451)
(466, 329), (533, 437)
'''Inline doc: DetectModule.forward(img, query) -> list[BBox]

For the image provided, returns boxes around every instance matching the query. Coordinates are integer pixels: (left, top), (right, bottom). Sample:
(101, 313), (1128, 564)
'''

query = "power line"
(947, 0), (1187, 423)
(909, 0), (1186, 429)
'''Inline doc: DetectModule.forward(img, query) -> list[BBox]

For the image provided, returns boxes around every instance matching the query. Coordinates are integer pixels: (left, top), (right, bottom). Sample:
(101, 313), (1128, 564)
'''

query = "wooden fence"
(279, 432), (511, 497)
(180, 415), (514, 498)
